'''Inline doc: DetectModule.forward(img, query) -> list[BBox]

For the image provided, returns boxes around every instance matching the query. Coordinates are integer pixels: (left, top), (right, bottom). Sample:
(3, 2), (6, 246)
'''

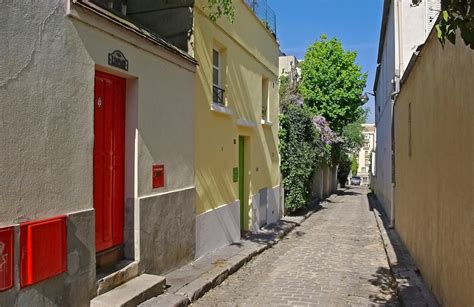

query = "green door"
(238, 136), (245, 230)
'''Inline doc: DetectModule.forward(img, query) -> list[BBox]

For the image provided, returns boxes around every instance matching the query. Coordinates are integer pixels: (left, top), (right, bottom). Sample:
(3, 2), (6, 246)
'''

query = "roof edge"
(376, 0), (392, 65)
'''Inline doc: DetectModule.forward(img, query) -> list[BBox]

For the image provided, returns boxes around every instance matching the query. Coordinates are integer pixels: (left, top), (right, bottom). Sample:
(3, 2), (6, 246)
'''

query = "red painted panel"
(152, 165), (165, 189)
(20, 216), (67, 287)
(0, 227), (14, 291)
(94, 71), (125, 252)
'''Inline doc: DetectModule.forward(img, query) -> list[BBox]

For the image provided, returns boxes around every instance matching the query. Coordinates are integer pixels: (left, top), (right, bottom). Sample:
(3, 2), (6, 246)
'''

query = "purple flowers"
(313, 116), (342, 144)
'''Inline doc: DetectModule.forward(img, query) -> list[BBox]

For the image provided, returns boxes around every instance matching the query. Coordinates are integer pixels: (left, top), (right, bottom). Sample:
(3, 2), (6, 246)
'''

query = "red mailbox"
(0, 227), (14, 291)
(152, 164), (165, 189)
(20, 216), (67, 287)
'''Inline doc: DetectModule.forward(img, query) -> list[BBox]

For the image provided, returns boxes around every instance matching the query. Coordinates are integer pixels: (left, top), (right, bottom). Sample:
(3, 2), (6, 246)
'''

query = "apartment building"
(357, 124), (376, 185)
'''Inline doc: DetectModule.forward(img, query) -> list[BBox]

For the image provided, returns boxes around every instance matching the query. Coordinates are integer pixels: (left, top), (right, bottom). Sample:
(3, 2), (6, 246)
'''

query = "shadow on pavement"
(366, 192), (440, 306)
(368, 267), (400, 306)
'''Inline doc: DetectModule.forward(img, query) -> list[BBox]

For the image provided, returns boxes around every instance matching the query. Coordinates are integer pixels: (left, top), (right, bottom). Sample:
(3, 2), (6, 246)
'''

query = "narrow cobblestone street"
(192, 187), (398, 306)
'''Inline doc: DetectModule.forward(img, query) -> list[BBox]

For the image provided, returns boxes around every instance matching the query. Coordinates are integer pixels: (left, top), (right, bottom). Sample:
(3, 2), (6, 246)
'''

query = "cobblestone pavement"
(192, 187), (398, 306)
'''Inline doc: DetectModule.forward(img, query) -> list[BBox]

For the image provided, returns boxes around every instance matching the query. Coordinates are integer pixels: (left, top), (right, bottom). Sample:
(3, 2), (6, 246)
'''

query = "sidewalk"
(368, 193), (439, 306)
(140, 196), (330, 306)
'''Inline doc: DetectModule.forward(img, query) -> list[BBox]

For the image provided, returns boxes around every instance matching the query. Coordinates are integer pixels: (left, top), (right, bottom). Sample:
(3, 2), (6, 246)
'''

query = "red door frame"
(93, 70), (126, 253)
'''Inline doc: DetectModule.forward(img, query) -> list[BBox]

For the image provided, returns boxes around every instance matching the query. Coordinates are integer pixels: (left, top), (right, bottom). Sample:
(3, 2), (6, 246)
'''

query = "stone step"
(139, 293), (189, 307)
(91, 274), (166, 307)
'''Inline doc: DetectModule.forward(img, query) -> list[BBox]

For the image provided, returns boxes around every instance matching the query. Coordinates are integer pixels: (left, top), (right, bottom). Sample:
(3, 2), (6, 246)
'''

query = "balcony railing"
(213, 86), (225, 105)
(244, 0), (277, 37)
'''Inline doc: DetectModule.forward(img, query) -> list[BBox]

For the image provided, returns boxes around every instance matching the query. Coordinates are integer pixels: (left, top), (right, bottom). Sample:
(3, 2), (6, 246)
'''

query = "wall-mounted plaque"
(233, 167), (239, 183)
(108, 50), (128, 71)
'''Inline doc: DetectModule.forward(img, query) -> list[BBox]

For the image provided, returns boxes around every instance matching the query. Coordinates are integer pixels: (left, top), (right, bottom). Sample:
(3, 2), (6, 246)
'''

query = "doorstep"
(91, 274), (166, 307)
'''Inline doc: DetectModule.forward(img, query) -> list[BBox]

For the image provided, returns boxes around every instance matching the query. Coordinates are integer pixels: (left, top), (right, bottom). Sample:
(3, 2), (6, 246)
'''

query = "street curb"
(172, 226), (291, 304)
(368, 194), (439, 306)
(144, 196), (330, 306)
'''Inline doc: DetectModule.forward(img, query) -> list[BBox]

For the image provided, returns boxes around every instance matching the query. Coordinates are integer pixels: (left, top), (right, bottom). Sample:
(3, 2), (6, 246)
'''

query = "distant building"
(373, 0), (440, 224)
(278, 55), (300, 87)
(356, 124), (376, 185)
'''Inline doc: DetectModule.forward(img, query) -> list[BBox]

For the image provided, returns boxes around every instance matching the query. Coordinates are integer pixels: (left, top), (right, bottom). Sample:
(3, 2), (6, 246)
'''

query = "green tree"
(300, 35), (367, 133)
(412, 0), (473, 49)
(351, 155), (359, 175)
(340, 109), (367, 156)
(337, 154), (351, 187)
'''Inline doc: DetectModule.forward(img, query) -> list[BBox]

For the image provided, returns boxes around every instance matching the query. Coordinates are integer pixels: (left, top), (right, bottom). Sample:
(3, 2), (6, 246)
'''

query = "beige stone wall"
(394, 32), (474, 306)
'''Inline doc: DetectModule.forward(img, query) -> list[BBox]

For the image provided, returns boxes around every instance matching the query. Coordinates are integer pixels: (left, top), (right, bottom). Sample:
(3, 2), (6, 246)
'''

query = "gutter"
(373, 0), (392, 92)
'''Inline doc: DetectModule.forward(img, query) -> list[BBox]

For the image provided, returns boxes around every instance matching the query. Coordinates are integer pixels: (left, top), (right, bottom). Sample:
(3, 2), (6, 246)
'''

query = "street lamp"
(361, 92), (375, 103)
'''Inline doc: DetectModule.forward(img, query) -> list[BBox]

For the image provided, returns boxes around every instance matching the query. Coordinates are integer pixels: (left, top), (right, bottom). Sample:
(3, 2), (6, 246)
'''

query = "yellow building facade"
(394, 31), (473, 306)
(193, 0), (282, 257)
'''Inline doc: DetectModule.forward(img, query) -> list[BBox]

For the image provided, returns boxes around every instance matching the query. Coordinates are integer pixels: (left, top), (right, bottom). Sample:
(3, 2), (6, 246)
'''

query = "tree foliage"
(205, 0), (235, 22)
(300, 35), (367, 134)
(337, 154), (352, 187)
(351, 155), (359, 175)
(340, 109), (367, 154)
(412, 0), (474, 49)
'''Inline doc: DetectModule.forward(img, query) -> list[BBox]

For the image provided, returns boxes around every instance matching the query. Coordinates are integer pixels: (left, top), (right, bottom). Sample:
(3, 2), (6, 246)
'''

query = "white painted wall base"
(267, 185), (281, 225)
(251, 185), (282, 233)
(195, 200), (240, 258)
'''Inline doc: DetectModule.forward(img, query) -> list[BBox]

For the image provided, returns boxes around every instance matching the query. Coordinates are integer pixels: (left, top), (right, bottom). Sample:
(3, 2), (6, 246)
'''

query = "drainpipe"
(386, 0), (404, 228)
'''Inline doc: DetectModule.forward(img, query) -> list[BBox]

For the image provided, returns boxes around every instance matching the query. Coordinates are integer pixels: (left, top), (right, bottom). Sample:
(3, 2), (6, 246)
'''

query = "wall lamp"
(361, 92), (375, 103)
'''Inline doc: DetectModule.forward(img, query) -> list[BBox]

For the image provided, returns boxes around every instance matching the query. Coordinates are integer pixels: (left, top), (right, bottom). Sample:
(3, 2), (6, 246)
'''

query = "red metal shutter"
(20, 216), (67, 287)
(0, 227), (14, 291)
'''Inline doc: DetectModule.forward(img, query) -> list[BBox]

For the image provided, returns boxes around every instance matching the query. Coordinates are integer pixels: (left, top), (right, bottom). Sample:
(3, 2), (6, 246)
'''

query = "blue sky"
(270, 0), (384, 123)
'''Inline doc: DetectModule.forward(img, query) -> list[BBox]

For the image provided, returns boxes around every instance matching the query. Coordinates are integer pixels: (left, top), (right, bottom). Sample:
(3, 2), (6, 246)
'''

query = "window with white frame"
(212, 49), (224, 105)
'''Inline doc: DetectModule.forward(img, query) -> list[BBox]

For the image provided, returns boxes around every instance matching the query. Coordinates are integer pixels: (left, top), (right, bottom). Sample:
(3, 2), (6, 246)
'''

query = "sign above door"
(108, 50), (128, 71)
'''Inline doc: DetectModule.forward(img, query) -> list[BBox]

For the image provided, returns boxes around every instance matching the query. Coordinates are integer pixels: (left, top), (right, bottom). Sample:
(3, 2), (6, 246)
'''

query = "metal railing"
(244, 0), (277, 37)
(213, 86), (225, 105)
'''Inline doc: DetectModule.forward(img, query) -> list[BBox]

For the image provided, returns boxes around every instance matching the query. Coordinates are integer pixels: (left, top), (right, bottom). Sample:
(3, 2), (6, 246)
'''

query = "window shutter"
(426, 0), (441, 36)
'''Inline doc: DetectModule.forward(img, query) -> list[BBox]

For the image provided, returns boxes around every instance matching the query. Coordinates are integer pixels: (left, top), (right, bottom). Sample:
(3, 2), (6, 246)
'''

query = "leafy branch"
(205, 0), (235, 22)
(412, 0), (473, 49)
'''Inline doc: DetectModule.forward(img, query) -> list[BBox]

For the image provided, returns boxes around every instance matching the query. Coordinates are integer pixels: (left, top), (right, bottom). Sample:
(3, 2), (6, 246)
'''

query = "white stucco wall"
(1, 0), (196, 224)
(374, 0), (437, 222)
(0, 0), (94, 225)
(374, 1), (396, 220)
(69, 10), (196, 199)
(399, 0), (430, 75)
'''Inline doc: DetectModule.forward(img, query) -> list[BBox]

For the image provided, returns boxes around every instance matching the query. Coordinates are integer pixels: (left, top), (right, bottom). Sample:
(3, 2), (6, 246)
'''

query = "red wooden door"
(94, 71), (125, 253)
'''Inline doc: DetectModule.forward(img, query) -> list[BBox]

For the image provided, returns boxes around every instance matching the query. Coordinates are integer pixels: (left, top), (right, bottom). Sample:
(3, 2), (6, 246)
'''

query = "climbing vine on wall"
(279, 104), (324, 213)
